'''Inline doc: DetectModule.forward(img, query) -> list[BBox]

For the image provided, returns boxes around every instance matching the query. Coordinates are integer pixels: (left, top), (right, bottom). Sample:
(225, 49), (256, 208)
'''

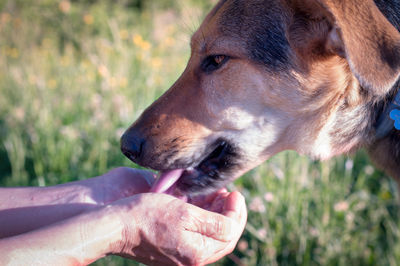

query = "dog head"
(121, 0), (400, 195)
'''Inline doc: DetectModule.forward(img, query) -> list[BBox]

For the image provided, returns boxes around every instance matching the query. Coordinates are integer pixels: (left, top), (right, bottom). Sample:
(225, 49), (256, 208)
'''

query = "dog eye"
(201, 55), (230, 73)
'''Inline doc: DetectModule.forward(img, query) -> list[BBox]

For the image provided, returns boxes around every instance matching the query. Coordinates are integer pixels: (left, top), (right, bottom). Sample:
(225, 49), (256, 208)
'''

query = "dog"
(121, 0), (400, 196)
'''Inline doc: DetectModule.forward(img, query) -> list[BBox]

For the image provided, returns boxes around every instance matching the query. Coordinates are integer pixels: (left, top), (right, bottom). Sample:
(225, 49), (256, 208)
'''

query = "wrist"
(104, 197), (142, 257)
(75, 204), (127, 264)
(45, 183), (96, 205)
(43, 177), (105, 206)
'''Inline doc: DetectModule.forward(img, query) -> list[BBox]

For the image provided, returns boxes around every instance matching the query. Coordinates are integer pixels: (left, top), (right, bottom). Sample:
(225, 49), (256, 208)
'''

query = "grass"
(1, 0), (400, 265)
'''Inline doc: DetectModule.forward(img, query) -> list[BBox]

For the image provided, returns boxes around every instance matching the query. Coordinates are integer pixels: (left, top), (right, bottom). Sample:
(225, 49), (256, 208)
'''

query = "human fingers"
(221, 191), (247, 223)
(131, 169), (157, 189)
(97, 168), (157, 204)
(189, 188), (228, 209)
(203, 192), (247, 265)
(183, 194), (245, 243)
(108, 167), (156, 191)
(200, 190), (247, 218)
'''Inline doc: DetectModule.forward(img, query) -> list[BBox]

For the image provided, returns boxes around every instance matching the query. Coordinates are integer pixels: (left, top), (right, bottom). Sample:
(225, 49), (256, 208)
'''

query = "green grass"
(1, 1), (400, 265)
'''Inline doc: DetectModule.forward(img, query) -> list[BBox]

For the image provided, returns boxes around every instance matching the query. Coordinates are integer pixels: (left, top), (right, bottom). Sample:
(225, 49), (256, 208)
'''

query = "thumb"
(222, 191), (247, 222)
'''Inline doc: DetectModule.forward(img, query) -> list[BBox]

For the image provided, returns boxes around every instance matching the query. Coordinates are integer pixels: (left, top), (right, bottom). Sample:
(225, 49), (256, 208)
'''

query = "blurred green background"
(1, 0), (400, 265)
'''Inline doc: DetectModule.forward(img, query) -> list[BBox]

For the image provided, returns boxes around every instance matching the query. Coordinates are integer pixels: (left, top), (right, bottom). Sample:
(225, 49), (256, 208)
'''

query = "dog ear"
(288, 0), (400, 96)
(318, 0), (400, 96)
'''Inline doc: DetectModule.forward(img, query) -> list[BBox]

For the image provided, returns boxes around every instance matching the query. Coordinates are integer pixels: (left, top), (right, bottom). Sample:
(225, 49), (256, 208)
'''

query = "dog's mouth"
(150, 140), (238, 196)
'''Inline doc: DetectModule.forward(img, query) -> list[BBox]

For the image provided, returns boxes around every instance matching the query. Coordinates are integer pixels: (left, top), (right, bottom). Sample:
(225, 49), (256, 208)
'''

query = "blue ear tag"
(390, 109), (400, 130)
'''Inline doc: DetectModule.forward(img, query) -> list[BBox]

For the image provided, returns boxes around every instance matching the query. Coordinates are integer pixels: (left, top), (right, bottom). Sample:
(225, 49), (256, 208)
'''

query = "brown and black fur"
(121, 0), (400, 195)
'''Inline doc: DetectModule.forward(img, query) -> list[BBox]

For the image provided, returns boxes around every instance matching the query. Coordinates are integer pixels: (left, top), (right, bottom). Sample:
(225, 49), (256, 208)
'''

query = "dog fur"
(121, 0), (400, 195)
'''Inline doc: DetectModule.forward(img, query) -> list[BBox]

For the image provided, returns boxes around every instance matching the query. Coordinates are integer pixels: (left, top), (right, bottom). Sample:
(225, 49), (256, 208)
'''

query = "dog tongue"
(150, 169), (184, 193)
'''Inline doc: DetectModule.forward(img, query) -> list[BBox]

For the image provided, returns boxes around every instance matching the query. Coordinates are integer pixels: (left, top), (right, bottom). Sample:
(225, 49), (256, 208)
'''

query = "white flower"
(257, 228), (267, 239)
(334, 201), (349, 212)
(237, 240), (248, 252)
(309, 227), (319, 237)
(60, 126), (79, 140)
(263, 192), (274, 203)
(345, 159), (354, 171)
(249, 197), (266, 213)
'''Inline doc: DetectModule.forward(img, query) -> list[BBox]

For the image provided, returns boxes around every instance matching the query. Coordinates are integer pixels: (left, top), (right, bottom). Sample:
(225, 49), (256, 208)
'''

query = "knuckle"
(177, 207), (192, 227)
(213, 216), (226, 237)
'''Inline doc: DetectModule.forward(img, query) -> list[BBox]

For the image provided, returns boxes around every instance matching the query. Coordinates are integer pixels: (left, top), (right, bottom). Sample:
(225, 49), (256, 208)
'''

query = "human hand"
(83, 167), (157, 205)
(109, 190), (247, 266)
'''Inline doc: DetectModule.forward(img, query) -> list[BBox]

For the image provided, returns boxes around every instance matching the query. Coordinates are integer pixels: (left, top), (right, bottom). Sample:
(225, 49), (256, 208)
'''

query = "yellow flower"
(28, 75), (37, 85)
(83, 14), (94, 25)
(47, 79), (58, 89)
(97, 64), (108, 77)
(133, 34), (143, 45)
(119, 77), (128, 88)
(164, 37), (175, 47)
(59, 0), (71, 14)
(81, 59), (91, 69)
(1, 13), (11, 24)
(109, 76), (118, 87)
(60, 55), (70, 66)
(119, 29), (129, 40)
(6, 47), (19, 58)
(151, 57), (162, 69)
(141, 41), (151, 51)
(132, 34), (151, 51)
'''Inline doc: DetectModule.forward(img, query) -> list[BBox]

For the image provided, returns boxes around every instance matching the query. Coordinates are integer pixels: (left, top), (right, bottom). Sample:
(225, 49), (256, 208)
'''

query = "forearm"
(0, 206), (123, 266)
(0, 181), (96, 211)
(0, 202), (97, 238)
(0, 180), (99, 238)
(0, 168), (156, 211)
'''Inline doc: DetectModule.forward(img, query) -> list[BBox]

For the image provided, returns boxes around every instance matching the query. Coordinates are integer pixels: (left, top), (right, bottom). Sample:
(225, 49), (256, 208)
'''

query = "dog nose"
(120, 130), (146, 163)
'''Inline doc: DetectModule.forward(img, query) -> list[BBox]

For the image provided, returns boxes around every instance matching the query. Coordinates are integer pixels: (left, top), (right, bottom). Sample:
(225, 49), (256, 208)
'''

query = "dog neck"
(364, 0), (400, 178)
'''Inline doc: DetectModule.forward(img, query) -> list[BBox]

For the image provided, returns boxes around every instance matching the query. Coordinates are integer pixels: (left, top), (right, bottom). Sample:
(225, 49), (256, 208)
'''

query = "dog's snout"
(120, 130), (146, 163)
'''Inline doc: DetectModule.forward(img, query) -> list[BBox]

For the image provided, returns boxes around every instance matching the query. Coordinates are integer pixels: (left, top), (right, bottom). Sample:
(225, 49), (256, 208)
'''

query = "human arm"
(0, 168), (156, 238)
(0, 205), (118, 266)
(0, 190), (247, 266)
(0, 168), (156, 209)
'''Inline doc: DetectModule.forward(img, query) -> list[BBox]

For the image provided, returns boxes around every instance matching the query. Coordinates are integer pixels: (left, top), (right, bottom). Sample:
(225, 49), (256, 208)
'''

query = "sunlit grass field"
(1, 1), (400, 265)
